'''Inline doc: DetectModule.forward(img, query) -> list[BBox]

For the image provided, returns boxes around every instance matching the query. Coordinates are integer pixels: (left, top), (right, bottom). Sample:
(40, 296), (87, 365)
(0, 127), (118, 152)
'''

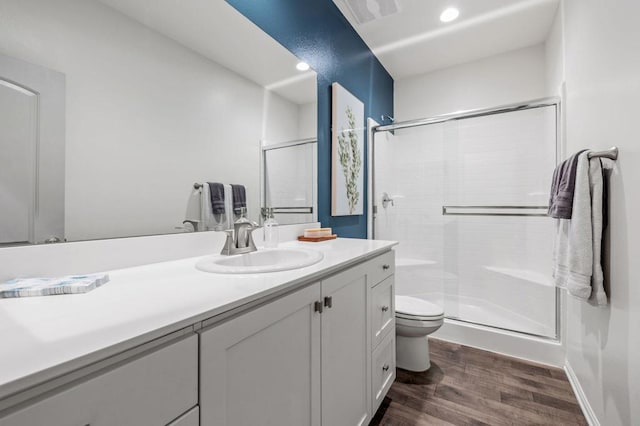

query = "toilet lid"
(395, 296), (444, 319)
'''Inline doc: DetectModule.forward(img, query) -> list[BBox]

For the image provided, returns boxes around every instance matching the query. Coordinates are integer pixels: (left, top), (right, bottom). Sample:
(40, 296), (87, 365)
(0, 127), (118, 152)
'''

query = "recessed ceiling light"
(440, 7), (459, 23)
(296, 62), (310, 71)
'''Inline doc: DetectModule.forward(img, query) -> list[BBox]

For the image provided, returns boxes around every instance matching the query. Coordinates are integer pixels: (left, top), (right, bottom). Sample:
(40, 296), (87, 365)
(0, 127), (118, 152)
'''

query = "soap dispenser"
(263, 208), (279, 248)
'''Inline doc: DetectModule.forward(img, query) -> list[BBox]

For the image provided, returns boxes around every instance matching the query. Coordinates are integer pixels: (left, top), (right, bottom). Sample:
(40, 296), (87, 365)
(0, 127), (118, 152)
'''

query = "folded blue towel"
(231, 184), (247, 215)
(208, 182), (226, 214)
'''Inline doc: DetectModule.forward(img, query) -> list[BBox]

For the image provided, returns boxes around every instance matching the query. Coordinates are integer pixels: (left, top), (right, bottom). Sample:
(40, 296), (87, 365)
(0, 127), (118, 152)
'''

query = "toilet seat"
(395, 316), (443, 328)
(395, 296), (444, 321)
(396, 312), (444, 322)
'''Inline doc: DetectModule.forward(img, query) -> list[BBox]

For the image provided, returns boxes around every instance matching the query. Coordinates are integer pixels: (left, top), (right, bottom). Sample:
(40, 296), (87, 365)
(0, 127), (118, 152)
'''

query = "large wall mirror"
(0, 0), (317, 246)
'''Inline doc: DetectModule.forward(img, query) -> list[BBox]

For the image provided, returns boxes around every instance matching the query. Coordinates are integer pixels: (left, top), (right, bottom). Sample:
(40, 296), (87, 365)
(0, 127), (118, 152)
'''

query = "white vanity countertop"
(0, 238), (396, 400)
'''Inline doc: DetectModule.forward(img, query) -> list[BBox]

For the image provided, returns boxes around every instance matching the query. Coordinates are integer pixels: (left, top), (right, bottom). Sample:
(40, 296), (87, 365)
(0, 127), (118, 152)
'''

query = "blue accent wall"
(228, 0), (394, 238)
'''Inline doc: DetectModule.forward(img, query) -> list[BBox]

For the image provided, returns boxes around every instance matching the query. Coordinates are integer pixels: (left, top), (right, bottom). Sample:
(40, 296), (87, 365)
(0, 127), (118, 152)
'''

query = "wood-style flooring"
(370, 338), (587, 426)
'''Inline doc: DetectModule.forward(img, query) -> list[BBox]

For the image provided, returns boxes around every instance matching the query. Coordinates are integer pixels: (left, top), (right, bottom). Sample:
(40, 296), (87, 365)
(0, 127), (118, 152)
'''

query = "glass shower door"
(262, 140), (317, 225)
(442, 106), (558, 338)
(374, 123), (446, 307)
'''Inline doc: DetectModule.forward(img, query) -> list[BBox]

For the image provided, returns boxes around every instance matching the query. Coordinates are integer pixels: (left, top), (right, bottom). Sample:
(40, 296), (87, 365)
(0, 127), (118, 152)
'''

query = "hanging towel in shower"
(548, 149), (587, 219)
(208, 182), (226, 214)
(231, 184), (247, 215)
(552, 152), (607, 305)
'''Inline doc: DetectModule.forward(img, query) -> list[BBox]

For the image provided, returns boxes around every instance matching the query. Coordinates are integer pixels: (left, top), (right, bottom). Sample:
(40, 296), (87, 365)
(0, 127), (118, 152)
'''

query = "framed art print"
(331, 82), (364, 216)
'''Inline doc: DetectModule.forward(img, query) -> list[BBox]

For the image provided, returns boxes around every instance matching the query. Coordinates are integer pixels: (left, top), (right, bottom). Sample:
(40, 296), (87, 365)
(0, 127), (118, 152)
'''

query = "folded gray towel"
(208, 182), (226, 214)
(231, 184), (246, 215)
(548, 150), (587, 219)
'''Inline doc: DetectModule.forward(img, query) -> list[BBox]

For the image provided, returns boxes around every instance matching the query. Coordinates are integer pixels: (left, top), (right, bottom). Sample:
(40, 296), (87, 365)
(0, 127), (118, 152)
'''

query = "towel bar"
(261, 207), (313, 216)
(587, 146), (618, 160)
(442, 206), (549, 217)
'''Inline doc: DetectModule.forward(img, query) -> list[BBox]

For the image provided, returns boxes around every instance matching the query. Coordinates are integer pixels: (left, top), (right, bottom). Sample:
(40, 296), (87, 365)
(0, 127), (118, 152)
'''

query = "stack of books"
(0, 273), (110, 298)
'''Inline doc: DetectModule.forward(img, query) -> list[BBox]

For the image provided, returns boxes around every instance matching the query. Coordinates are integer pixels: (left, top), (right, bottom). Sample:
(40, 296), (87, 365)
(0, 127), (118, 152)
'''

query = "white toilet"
(395, 295), (445, 372)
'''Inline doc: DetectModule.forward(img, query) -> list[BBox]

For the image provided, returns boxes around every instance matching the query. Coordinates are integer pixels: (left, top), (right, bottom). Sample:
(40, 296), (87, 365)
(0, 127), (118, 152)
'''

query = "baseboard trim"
(564, 361), (600, 426)
(434, 318), (564, 367)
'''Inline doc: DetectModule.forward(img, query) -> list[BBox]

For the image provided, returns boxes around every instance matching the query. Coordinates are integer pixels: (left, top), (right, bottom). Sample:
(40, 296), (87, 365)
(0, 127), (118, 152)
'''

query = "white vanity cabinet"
(0, 243), (396, 426)
(0, 334), (198, 426)
(199, 250), (395, 426)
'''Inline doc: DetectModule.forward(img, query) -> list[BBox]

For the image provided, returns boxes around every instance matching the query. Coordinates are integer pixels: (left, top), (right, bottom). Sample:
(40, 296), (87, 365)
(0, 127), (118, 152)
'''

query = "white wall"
(548, 1), (640, 425)
(0, 0), (300, 240)
(298, 101), (318, 140)
(395, 44), (550, 121)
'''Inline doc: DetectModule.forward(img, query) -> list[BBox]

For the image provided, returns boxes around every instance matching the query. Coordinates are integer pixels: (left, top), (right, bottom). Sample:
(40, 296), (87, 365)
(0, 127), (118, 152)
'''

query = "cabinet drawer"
(372, 330), (396, 412)
(167, 406), (199, 426)
(367, 250), (395, 287)
(1, 334), (198, 426)
(371, 276), (394, 349)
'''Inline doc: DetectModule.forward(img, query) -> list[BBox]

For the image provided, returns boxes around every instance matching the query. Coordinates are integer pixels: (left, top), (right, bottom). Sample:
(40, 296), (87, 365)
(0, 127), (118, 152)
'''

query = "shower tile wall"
(375, 106), (557, 338)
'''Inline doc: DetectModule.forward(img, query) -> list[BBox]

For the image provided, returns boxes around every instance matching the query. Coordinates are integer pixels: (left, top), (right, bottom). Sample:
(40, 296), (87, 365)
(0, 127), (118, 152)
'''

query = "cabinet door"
(199, 283), (321, 426)
(321, 266), (371, 426)
(371, 276), (395, 348)
(0, 335), (198, 426)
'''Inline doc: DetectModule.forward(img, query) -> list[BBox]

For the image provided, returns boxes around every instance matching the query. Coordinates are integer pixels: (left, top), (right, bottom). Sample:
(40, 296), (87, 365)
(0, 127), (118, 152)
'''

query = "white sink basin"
(195, 248), (324, 274)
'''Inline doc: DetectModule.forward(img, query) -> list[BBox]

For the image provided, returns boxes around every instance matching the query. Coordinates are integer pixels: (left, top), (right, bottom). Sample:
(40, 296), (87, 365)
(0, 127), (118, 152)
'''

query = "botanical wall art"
(331, 82), (364, 216)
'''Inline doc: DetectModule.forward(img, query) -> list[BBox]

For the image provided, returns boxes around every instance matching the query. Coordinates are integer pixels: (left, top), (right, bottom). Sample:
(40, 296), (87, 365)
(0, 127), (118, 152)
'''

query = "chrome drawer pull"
(381, 305), (389, 312)
(382, 364), (390, 372)
(382, 264), (390, 270)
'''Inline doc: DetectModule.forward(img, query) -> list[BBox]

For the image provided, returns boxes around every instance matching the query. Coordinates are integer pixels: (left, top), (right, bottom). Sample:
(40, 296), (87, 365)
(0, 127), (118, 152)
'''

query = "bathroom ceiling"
(97, 0), (316, 105)
(333, 0), (560, 79)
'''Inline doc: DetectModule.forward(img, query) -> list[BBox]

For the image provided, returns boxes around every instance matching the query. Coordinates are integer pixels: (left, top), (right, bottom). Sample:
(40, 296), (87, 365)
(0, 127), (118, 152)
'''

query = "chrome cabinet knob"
(381, 305), (389, 312)
(382, 264), (390, 270)
(382, 364), (390, 372)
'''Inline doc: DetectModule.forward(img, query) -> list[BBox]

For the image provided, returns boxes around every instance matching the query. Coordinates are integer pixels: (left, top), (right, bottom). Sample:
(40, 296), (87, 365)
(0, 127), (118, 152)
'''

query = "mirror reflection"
(0, 0), (317, 246)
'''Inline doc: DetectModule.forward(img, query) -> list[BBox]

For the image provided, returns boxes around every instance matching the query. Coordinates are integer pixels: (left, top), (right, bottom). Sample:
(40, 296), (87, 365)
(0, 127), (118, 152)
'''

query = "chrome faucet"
(220, 220), (262, 255)
(381, 192), (395, 208)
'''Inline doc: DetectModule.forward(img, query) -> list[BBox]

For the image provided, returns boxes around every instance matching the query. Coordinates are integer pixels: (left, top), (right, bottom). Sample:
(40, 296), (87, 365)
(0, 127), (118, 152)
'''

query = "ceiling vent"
(341, 0), (400, 25)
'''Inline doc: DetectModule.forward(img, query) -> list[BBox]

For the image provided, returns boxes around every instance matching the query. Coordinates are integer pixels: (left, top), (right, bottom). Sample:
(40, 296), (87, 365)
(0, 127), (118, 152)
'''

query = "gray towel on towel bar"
(231, 184), (246, 215)
(548, 149), (587, 219)
(552, 153), (607, 305)
(207, 182), (226, 214)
